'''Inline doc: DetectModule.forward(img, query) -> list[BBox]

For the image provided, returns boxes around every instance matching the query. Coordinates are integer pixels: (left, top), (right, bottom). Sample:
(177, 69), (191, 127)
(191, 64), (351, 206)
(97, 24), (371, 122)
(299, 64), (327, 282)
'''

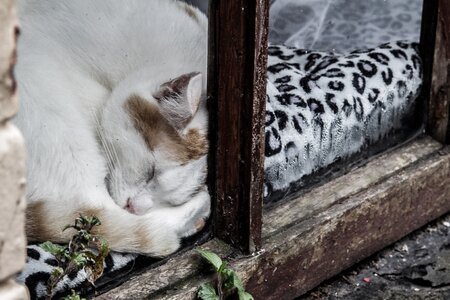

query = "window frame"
(208, 0), (269, 252)
(210, 0), (450, 252)
(207, 0), (450, 295)
(97, 0), (450, 298)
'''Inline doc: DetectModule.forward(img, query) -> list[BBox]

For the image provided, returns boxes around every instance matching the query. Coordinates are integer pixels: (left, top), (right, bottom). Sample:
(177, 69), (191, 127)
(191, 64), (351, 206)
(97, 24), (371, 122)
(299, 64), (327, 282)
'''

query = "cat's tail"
(26, 200), (180, 257)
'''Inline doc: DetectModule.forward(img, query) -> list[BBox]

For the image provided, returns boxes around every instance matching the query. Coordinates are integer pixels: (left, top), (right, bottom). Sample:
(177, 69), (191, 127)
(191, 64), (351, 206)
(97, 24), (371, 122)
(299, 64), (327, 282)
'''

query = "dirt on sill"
(302, 214), (450, 300)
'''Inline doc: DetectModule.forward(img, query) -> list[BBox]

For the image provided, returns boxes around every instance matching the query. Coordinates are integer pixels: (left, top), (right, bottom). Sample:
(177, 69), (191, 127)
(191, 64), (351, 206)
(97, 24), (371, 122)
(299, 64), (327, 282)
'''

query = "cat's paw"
(176, 189), (211, 238)
(146, 226), (180, 256)
(148, 189), (210, 239)
(141, 214), (181, 256)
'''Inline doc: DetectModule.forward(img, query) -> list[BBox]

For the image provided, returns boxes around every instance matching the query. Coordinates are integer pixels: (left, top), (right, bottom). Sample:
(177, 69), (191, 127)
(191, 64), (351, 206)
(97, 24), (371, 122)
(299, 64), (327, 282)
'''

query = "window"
(206, 0), (450, 299)
(96, 0), (450, 297)
(264, 0), (426, 204)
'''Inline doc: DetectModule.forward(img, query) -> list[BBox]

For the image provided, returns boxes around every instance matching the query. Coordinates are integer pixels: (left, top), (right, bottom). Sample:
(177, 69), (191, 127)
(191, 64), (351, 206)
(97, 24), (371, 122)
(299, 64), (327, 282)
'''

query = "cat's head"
(101, 72), (209, 215)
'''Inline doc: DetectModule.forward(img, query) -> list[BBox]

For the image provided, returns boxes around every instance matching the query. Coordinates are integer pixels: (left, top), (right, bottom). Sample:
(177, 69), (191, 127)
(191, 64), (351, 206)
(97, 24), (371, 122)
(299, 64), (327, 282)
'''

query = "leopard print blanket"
(264, 41), (422, 201)
(17, 40), (423, 299)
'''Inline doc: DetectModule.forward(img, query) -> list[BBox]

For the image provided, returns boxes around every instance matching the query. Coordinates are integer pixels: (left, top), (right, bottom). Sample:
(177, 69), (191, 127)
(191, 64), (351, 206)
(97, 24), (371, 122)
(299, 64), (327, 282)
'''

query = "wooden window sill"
(96, 136), (450, 299)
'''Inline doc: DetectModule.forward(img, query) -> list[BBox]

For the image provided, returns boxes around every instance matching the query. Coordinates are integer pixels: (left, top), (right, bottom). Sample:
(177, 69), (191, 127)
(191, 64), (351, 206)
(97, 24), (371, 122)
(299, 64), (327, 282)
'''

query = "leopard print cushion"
(16, 245), (136, 299)
(264, 41), (422, 201)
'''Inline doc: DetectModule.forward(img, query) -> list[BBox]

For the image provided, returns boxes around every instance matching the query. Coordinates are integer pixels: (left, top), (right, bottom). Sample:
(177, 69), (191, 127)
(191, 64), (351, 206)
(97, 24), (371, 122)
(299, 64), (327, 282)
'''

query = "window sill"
(96, 136), (450, 299)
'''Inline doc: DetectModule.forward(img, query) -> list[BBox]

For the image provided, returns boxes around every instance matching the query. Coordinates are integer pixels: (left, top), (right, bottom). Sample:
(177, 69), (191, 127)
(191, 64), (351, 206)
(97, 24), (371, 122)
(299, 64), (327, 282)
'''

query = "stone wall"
(0, 0), (29, 299)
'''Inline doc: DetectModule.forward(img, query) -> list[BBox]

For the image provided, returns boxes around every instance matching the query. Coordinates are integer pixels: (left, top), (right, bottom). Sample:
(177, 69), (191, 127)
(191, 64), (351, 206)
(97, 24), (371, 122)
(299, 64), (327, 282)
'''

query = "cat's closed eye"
(105, 173), (112, 194)
(146, 166), (156, 184)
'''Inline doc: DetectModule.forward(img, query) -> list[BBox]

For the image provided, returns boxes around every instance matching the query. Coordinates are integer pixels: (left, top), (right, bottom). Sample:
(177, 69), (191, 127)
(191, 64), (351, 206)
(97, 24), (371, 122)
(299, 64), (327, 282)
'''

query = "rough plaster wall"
(0, 0), (29, 299)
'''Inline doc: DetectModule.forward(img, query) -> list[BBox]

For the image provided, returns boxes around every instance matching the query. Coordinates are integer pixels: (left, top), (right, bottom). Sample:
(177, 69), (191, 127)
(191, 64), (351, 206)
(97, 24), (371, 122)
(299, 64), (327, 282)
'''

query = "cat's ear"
(153, 72), (203, 131)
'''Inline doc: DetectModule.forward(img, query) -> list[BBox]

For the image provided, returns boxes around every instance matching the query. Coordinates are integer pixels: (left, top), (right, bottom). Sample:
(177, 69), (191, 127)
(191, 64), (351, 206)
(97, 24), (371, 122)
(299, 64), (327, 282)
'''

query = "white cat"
(14, 0), (210, 256)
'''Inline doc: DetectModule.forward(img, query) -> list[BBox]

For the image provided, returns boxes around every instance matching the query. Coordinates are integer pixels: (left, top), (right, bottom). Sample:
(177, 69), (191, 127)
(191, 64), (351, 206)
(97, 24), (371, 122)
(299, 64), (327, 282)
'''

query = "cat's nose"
(125, 198), (136, 214)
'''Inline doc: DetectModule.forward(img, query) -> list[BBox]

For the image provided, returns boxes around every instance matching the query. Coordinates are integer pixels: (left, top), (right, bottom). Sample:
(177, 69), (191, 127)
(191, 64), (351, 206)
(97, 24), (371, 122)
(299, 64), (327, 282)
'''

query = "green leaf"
(238, 291), (254, 300)
(222, 268), (244, 292)
(82, 251), (106, 284)
(197, 282), (219, 300)
(61, 289), (85, 300)
(89, 216), (101, 226)
(72, 253), (88, 268)
(90, 236), (109, 258)
(40, 241), (66, 256)
(196, 249), (224, 272)
(51, 267), (64, 278)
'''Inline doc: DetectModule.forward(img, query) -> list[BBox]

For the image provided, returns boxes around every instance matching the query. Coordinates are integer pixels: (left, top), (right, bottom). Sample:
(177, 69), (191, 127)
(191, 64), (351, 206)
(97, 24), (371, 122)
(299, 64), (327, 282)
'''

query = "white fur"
(14, 0), (210, 256)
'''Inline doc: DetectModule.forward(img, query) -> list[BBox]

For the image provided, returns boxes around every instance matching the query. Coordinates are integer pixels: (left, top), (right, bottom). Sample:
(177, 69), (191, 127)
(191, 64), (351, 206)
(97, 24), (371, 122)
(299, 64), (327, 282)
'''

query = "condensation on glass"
(264, 0), (425, 203)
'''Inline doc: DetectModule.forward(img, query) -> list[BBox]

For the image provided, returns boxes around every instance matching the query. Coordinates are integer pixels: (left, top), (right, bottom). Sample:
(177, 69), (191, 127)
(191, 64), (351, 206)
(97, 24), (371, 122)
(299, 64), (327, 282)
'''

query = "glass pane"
(270, 0), (423, 52)
(265, 0), (424, 203)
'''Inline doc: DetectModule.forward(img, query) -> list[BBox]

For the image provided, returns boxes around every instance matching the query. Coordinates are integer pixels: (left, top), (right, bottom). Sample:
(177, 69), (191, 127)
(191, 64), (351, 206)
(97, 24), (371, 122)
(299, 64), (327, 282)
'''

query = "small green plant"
(196, 249), (253, 300)
(61, 290), (85, 300)
(40, 214), (109, 300)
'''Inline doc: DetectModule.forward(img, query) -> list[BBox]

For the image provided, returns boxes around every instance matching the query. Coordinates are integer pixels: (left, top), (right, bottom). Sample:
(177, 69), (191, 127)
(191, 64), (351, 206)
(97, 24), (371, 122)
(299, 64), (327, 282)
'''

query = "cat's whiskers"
(92, 109), (125, 201)
(92, 109), (116, 174)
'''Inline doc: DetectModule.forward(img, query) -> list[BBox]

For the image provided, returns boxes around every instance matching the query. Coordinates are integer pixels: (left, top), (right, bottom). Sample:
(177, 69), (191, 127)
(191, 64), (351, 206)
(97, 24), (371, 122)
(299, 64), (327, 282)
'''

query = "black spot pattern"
(357, 60), (378, 78)
(352, 96), (364, 121)
(307, 98), (325, 114)
(300, 76), (313, 93)
(397, 41), (410, 49)
(328, 80), (345, 91)
(368, 52), (390, 65)
(338, 61), (355, 68)
(390, 49), (408, 60)
(291, 95), (307, 108)
(275, 94), (292, 105)
(352, 73), (366, 94)
(275, 110), (288, 130)
(312, 58), (339, 73)
(277, 84), (296, 93)
(325, 93), (339, 113)
(411, 54), (422, 74)
(25, 272), (51, 300)
(27, 248), (41, 260)
(268, 63), (289, 74)
(379, 43), (393, 49)
(44, 258), (59, 267)
(265, 127), (282, 157)
(292, 115), (303, 134)
(305, 53), (323, 71)
(403, 64), (414, 80)
(382, 68), (393, 85)
(368, 88), (380, 103)
(342, 99), (353, 117)
(294, 49), (309, 56)
(321, 68), (346, 78)
(266, 111), (275, 126)
(275, 75), (291, 84)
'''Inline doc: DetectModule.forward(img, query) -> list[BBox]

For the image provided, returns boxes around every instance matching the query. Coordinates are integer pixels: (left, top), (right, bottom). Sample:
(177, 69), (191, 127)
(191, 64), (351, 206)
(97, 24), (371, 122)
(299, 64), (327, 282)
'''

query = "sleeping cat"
(14, 0), (210, 256)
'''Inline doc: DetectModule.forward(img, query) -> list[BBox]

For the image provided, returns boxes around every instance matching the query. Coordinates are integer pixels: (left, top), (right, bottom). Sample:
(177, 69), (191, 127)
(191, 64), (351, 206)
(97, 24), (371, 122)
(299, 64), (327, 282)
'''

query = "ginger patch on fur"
(125, 95), (207, 164)
(26, 202), (55, 241)
(179, 3), (200, 23)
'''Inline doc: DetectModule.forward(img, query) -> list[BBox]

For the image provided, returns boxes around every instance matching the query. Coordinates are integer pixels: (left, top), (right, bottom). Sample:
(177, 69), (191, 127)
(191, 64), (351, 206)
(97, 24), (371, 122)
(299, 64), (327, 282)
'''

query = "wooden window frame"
(208, 0), (269, 253)
(97, 0), (450, 298)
